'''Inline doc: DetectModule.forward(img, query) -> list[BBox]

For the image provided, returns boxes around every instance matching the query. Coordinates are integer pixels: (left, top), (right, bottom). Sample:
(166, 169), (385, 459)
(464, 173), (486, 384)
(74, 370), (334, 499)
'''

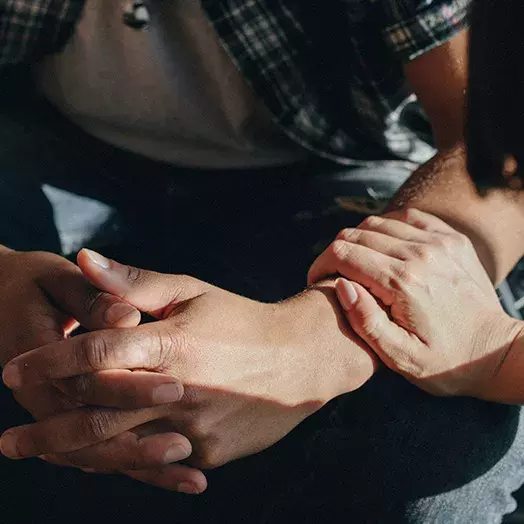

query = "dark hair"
(467, 0), (524, 189)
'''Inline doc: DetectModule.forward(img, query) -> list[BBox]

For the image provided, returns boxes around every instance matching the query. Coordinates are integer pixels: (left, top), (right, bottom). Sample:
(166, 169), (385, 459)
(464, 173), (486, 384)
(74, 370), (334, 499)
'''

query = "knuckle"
(330, 239), (349, 261)
(407, 243), (433, 263)
(389, 262), (417, 288)
(80, 410), (113, 441)
(360, 215), (382, 229)
(199, 453), (224, 470)
(82, 288), (106, 317)
(124, 265), (142, 286)
(81, 335), (110, 372)
(164, 275), (205, 310)
(432, 233), (455, 251)
(396, 208), (426, 228)
(403, 208), (423, 223)
(389, 208), (409, 224)
(193, 442), (224, 470)
(336, 228), (357, 242)
(66, 374), (95, 401)
(359, 309), (381, 342)
(187, 414), (209, 440)
(402, 208), (419, 221)
(152, 328), (181, 371)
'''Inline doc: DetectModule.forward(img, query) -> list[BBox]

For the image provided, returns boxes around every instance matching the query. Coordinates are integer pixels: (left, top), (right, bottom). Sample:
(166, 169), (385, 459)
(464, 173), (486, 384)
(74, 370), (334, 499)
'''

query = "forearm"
(387, 145), (524, 285)
(476, 319), (524, 404)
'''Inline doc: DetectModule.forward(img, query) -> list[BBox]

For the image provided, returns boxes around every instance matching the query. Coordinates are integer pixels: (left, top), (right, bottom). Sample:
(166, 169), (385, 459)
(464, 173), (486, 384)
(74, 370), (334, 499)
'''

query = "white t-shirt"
(38, 0), (307, 168)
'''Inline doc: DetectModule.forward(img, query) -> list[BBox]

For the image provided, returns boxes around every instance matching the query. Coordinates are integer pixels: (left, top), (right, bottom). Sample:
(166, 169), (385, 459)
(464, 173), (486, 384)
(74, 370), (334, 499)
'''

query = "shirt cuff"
(382, 0), (469, 62)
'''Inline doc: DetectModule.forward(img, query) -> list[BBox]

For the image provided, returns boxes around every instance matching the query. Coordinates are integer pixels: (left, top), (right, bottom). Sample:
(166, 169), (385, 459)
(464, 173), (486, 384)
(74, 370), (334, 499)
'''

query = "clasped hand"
(1, 249), (376, 493)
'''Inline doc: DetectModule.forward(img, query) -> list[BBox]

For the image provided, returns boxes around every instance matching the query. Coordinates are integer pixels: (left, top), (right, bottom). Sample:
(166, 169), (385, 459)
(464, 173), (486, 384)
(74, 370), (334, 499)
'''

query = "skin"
(0, 251), (377, 477)
(402, 31), (524, 285)
(309, 209), (524, 401)
(5, 27), (524, 492)
(0, 247), (201, 492)
(306, 27), (524, 405)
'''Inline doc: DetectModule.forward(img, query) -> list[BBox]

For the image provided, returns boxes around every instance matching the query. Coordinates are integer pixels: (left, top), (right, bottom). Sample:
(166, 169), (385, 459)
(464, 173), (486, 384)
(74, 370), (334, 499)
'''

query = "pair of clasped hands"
(0, 209), (520, 494)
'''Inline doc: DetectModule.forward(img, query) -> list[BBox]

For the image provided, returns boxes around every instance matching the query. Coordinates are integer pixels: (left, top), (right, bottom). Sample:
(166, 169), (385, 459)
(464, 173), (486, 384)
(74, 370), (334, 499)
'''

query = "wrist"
(467, 314), (524, 402)
(274, 281), (378, 403)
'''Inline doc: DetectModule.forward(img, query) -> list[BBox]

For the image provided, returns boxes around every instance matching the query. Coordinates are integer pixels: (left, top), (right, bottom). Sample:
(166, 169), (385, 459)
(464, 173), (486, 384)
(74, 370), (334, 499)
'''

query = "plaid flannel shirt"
(0, 0), (469, 165)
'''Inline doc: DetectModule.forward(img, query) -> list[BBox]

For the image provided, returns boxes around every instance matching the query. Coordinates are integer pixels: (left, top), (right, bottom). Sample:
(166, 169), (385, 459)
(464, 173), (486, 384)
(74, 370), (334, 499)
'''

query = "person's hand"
(1, 249), (376, 472)
(0, 248), (202, 492)
(308, 208), (522, 398)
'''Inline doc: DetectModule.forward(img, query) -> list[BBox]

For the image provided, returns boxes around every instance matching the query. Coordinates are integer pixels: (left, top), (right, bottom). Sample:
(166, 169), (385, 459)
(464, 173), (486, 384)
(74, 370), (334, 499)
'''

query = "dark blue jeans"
(1, 79), (524, 523)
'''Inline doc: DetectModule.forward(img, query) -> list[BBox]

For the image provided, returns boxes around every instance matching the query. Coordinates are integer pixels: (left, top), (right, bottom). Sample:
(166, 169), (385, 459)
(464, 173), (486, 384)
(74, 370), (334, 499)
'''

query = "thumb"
(335, 278), (417, 372)
(77, 249), (211, 318)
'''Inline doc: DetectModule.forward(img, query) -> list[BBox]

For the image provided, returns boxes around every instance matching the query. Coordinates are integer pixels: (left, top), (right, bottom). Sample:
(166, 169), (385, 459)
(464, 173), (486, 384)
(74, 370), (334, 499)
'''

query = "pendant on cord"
(123, 1), (150, 30)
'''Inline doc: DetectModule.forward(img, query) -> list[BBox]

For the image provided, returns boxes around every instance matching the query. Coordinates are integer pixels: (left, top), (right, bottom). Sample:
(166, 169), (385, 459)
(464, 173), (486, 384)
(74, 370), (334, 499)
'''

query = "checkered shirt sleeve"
(378, 0), (470, 61)
(0, 0), (84, 67)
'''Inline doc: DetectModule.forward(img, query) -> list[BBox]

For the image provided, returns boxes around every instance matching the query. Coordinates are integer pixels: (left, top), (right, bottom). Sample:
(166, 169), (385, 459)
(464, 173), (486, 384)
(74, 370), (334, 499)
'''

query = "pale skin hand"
(0, 249), (377, 474)
(0, 247), (203, 494)
(308, 209), (523, 400)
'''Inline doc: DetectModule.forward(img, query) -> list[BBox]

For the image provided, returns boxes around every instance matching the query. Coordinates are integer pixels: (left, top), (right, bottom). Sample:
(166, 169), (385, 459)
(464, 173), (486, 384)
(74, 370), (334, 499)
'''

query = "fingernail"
(83, 249), (110, 270)
(0, 433), (21, 459)
(164, 444), (189, 464)
(104, 302), (138, 325)
(2, 362), (21, 390)
(153, 383), (183, 404)
(81, 468), (96, 474)
(336, 279), (358, 310)
(178, 482), (200, 495)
